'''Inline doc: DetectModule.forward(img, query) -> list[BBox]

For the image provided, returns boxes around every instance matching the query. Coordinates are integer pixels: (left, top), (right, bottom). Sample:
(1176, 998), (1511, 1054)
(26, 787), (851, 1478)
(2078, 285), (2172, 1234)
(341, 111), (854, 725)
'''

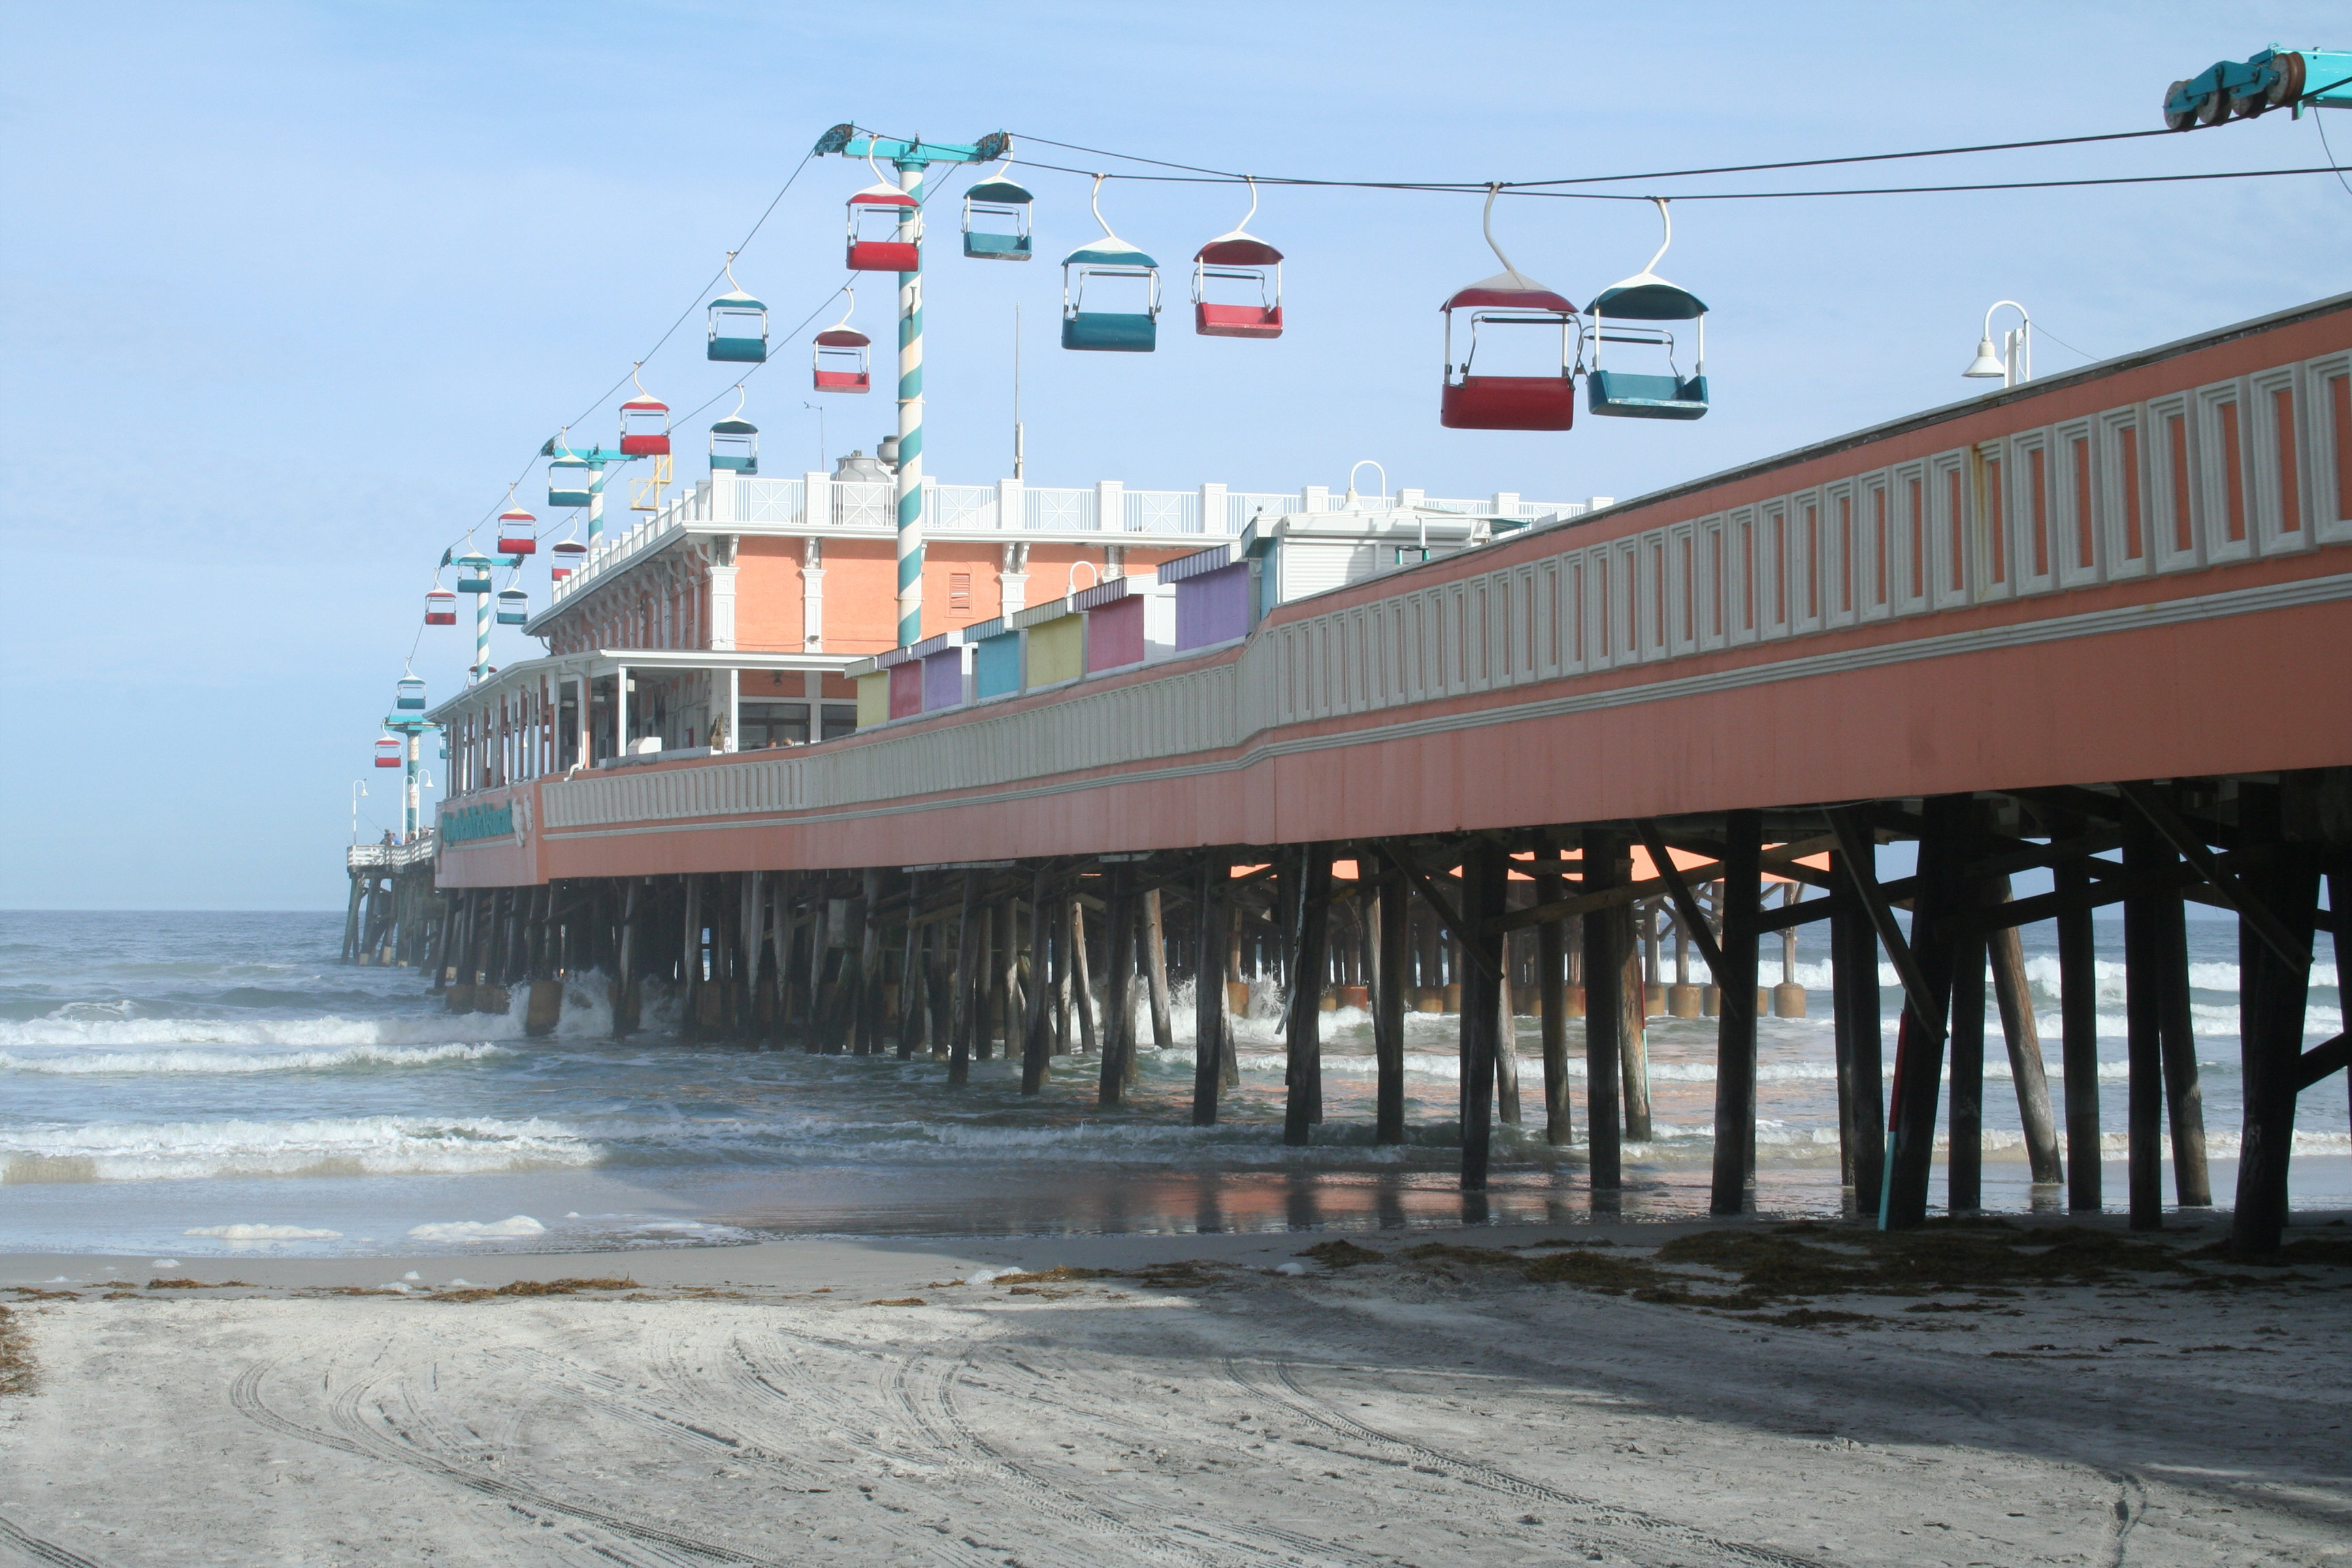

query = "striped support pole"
(894, 159), (926, 648)
(587, 466), (608, 547)
(472, 588), (491, 687)
(404, 732), (421, 837)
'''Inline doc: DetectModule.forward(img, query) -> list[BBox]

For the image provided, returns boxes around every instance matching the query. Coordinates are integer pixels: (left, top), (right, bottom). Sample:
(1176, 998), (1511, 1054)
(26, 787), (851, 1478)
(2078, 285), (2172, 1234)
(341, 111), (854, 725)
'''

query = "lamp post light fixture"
(1963, 300), (2033, 388)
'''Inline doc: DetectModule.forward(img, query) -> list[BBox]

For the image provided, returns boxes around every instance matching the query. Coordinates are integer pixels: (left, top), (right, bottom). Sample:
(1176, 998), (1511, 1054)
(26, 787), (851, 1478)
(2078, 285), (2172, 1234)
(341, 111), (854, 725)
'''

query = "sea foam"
(0, 1041), (512, 1075)
(0, 1114), (598, 1183)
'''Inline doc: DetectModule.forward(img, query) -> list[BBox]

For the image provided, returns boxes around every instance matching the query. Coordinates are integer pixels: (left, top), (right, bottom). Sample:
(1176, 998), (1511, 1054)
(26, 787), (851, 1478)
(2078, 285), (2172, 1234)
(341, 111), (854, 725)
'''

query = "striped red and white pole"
(894, 159), (926, 648)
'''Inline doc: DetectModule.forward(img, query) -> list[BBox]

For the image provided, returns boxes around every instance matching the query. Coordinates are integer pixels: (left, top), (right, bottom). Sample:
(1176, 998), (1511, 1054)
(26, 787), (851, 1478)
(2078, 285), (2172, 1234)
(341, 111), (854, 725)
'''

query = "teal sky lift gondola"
(707, 253), (768, 363)
(495, 584), (529, 625)
(1586, 199), (1709, 421)
(395, 668), (427, 711)
(710, 386), (758, 473)
(548, 438), (593, 509)
(455, 547), (495, 595)
(1062, 176), (1160, 352)
(962, 150), (1033, 261)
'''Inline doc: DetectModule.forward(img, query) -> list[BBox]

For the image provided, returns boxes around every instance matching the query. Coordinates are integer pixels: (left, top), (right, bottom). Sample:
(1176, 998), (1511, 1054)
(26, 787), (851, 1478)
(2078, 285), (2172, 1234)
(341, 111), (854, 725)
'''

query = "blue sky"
(3, 2), (2346, 909)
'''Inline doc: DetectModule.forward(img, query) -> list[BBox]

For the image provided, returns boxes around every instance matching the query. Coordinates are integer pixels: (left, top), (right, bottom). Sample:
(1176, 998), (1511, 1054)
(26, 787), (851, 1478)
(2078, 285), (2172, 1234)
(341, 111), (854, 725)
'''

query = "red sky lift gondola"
(812, 291), (872, 393)
(424, 585), (457, 625)
(1192, 177), (1284, 339)
(495, 504), (536, 555)
(551, 529), (586, 584)
(374, 736), (403, 768)
(846, 150), (920, 272)
(1439, 186), (1578, 431)
(619, 365), (670, 457)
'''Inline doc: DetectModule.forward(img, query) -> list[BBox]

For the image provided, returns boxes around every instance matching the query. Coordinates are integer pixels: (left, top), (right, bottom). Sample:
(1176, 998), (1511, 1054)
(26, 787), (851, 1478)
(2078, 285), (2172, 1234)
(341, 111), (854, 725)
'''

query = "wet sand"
(4, 1213), (2349, 1567)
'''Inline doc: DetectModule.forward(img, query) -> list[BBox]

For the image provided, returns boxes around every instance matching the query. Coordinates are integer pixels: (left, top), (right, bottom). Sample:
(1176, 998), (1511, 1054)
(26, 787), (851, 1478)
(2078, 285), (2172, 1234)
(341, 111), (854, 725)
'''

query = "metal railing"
(347, 832), (437, 871)
(546, 472), (1597, 610)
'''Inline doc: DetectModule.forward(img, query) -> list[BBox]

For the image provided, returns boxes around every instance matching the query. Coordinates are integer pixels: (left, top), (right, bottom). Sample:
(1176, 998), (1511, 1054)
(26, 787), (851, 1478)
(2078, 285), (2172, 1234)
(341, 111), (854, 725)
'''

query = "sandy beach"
(4, 1213), (2348, 1568)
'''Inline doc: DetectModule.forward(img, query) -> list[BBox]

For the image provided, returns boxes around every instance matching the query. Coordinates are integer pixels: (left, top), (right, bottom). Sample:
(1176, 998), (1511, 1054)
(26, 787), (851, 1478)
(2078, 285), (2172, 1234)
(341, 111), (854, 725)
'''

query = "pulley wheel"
(2266, 51), (2306, 108)
(2195, 87), (2232, 127)
(2163, 80), (2198, 131)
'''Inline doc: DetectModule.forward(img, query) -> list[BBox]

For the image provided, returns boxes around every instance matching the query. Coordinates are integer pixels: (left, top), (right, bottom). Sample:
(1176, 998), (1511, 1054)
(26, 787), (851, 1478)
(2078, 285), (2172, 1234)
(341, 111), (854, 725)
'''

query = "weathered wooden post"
(1708, 813), (1762, 1215)
(1582, 828), (1627, 1194)
(1880, 797), (1968, 1230)
(2053, 824), (2103, 1211)
(896, 872), (924, 1060)
(1282, 845), (1332, 1144)
(1143, 886), (1173, 1054)
(1375, 864), (1408, 1145)
(1456, 838), (1507, 1192)
(1493, 912), (1522, 1126)
(2121, 816), (2170, 1228)
(1948, 902), (1987, 1216)
(1021, 866), (1054, 1093)
(1191, 855), (1228, 1126)
(2153, 873), (2212, 1205)
(1618, 908), (1652, 1141)
(2231, 783), (2317, 1256)
(1987, 879), (2063, 1184)
(1535, 844), (1571, 1147)
(1069, 895), (1096, 1056)
(1099, 868), (1137, 1108)
(948, 872), (977, 1085)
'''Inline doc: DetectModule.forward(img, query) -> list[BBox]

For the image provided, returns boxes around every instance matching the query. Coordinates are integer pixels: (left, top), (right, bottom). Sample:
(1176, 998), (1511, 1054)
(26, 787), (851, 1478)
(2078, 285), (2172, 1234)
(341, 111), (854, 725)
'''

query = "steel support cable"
(1002, 154), (2352, 200)
(430, 148), (820, 566)
(1011, 124), (2196, 189)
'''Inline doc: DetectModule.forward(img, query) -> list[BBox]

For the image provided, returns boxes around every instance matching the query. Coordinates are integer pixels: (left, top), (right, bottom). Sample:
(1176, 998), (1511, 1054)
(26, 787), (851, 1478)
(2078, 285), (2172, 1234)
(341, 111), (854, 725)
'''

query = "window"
(821, 703), (860, 740)
(949, 572), (973, 612)
(738, 702), (810, 748)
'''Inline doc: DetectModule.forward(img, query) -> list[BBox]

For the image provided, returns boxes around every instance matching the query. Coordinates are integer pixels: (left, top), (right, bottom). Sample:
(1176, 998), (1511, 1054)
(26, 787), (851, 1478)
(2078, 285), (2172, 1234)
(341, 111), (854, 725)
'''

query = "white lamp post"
(350, 780), (367, 845)
(1963, 300), (2032, 388)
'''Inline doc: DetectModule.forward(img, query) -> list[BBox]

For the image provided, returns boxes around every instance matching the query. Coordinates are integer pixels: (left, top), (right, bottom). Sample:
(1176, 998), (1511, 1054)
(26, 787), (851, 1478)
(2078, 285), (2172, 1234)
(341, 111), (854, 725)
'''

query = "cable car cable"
(998, 153), (2350, 201)
(1007, 108), (2323, 193)
(416, 150), (823, 574)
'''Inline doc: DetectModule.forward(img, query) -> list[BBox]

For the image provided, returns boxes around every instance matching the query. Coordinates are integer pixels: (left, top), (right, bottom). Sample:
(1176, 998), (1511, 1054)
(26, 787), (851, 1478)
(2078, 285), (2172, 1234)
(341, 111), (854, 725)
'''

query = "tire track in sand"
(0, 1512), (106, 1568)
(521, 1326), (1021, 1568)
(229, 1360), (779, 1567)
(1226, 1356), (1831, 1568)
(883, 1348), (1386, 1568)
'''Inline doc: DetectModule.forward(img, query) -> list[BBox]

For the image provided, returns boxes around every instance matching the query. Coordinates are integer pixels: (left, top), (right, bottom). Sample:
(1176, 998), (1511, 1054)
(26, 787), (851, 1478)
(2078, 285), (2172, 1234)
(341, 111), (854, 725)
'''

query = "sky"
(2, 1), (2347, 909)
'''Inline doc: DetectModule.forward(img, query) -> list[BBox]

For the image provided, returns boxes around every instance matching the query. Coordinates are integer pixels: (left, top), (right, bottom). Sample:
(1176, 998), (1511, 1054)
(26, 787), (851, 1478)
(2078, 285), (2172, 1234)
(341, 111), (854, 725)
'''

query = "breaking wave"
(0, 1042), (513, 1076)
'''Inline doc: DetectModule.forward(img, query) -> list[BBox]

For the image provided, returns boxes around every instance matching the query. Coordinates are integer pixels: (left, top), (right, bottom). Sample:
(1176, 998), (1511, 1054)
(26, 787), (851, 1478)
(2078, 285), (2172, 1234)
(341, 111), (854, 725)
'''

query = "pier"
(411, 291), (2352, 1252)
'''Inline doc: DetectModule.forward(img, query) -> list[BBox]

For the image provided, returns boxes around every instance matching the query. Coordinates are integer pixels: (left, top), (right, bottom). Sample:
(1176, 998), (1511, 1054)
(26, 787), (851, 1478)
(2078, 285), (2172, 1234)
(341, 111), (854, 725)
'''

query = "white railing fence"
(547, 471), (1599, 610)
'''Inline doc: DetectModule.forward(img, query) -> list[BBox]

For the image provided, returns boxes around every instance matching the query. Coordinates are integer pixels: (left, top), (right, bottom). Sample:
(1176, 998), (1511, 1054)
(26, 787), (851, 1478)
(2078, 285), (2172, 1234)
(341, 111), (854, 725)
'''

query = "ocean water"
(1, 910), (2345, 1258)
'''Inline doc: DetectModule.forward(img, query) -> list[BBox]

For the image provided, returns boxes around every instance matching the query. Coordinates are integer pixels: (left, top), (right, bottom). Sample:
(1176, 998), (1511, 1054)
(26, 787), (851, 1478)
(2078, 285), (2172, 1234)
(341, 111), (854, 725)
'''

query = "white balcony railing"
(546, 471), (1598, 612)
(347, 832), (437, 871)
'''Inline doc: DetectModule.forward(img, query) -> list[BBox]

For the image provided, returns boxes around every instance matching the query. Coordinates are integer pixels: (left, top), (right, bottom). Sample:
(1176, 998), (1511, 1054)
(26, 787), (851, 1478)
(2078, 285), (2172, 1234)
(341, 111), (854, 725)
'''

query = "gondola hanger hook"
(977, 140), (1020, 184)
(1090, 174), (1114, 240)
(1480, 182), (1520, 280)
